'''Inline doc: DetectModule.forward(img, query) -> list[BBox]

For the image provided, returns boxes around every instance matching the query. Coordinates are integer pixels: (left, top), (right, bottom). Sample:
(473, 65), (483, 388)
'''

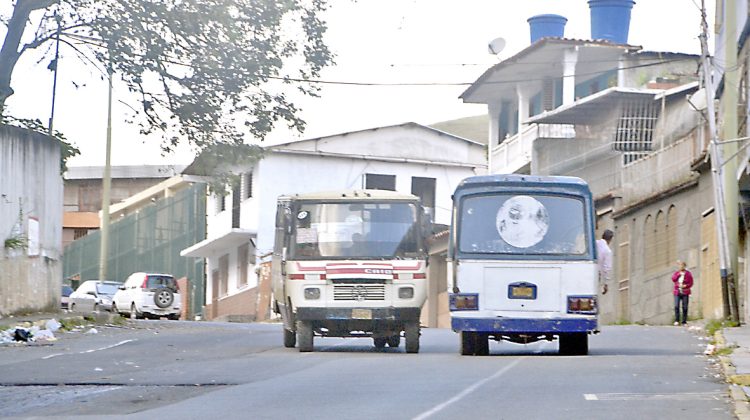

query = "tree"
(0, 0), (334, 155)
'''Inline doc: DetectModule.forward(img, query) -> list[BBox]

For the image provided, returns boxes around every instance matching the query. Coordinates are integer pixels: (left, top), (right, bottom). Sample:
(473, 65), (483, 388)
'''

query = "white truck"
(272, 190), (429, 353)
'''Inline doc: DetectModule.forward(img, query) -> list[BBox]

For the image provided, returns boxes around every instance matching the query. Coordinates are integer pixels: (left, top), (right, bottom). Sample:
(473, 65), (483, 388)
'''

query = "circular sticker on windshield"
(496, 196), (549, 248)
(297, 211), (309, 220)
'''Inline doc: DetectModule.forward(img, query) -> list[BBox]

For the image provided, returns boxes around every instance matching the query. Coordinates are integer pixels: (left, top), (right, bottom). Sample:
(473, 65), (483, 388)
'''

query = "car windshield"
(96, 283), (119, 295)
(291, 201), (420, 259)
(458, 193), (589, 256)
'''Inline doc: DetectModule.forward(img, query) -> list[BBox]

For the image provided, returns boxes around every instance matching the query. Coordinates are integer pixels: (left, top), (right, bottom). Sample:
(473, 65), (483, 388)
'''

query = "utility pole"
(699, 0), (740, 323)
(98, 61), (113, 280)
(47, 12), (61, 137)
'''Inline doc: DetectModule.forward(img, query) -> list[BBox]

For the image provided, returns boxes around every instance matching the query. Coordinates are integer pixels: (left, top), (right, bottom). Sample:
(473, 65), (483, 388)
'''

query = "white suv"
(113, 272), (181, 320)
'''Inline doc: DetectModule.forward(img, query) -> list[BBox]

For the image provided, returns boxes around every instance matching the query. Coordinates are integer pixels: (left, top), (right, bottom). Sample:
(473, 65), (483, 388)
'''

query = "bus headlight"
(567, 296), (597, 314)
(304, 287), (321, 300)
(449, 293), (478, 311)
(398, 287), (414, 299)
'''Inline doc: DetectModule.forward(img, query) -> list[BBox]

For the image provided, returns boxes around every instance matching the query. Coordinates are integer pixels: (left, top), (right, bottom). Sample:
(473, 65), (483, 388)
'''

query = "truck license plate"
(352, 309), (372, 319)
(508, 282), (537, 300)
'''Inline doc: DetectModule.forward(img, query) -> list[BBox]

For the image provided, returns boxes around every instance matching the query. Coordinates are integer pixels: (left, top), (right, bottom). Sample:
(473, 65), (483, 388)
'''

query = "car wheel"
(297, 321), (313, 352)
(168, 313), (180, 321)
(283, 328), (296, 348)
(405, 322), (420, 354)
(130, 303), (141, 320)
(154, 288), (174, 309)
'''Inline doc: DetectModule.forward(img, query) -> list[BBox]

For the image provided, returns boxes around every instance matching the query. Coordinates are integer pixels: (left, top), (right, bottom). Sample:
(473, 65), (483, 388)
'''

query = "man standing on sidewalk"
(672, 260), (694, 326)
(596, 229), (614, 295)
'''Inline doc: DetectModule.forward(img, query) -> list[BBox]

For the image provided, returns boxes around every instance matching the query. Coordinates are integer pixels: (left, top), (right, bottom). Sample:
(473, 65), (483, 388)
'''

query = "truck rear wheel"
(460, 331), (476, 355)
(475, 334), (490, 356)
(405, 322), (419, 353)
(283, 328), (296, 348)
(559, 333), (588, 356)
(373, 337), (387, 349)
(297, 321), (313, 352)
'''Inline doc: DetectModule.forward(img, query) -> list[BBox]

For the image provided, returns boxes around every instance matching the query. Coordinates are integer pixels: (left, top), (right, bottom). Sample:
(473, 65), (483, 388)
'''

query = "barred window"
(614, 99), (660, 165)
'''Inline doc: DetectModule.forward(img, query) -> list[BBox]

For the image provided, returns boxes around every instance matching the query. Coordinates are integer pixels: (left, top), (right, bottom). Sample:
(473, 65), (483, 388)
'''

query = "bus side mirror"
(281, 247), (287, 276)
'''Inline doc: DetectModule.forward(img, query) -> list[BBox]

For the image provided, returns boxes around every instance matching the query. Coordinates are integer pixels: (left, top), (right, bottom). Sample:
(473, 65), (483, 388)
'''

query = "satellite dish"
(488, 37), (506, 55)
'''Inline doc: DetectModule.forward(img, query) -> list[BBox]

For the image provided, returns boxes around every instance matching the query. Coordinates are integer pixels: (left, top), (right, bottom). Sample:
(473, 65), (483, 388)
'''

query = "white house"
(180, 122), (486, 321)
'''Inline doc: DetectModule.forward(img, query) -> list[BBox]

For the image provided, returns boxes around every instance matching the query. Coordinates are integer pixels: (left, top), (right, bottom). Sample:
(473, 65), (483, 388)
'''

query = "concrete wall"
(0, 125), (63, 315)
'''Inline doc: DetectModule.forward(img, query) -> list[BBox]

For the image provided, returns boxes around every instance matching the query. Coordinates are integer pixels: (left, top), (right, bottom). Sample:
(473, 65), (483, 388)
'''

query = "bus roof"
(455, 174), (590, 194)
(279, 189), (420, 202)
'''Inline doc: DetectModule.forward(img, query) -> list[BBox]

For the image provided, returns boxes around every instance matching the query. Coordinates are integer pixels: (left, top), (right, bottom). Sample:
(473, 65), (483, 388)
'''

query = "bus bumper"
(451, 317), (597, 334)
(297, 307), (421, 322)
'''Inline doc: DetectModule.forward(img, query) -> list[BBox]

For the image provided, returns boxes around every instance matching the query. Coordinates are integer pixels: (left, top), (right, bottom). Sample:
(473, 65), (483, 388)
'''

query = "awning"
(180, 229), (256, 258)
(525, 87), (658, 125)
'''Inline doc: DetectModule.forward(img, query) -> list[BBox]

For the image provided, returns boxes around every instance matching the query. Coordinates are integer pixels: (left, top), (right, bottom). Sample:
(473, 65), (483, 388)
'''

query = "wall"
(0, 125), (63, 314)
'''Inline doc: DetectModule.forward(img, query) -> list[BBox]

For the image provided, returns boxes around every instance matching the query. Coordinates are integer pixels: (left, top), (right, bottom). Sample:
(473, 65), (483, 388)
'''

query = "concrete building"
(181, 122), (486, 324)
(0, 125), (63, 315)
(62, 165), (185, 247)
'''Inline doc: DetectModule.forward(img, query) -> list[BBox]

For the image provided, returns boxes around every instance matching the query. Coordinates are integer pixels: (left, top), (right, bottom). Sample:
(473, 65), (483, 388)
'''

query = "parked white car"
(69, 280), (120, 312)
(113, 272), (181, 320)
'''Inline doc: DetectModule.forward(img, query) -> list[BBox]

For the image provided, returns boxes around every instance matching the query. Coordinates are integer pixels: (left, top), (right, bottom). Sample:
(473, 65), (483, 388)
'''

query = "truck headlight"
(398, 287), (414, 299)
(304, 287), (321, 300)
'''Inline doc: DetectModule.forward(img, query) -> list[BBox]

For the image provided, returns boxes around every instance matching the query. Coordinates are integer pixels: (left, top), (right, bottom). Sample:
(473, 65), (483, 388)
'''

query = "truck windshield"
(458, 193), (589, 256)
(291, 201), (420, 259)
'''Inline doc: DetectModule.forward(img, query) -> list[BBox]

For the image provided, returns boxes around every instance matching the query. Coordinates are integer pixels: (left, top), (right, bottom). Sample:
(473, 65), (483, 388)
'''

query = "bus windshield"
(458, 193), (589, 256)
(291, 201), (420, 259)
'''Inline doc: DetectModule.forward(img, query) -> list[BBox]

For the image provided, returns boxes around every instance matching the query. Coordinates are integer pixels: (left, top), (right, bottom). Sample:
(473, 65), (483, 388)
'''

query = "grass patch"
(59, 317), (88, 331)
(716, 346), (736, 356)
(612, 319), (632, 325)
(705, 319), (739, 337)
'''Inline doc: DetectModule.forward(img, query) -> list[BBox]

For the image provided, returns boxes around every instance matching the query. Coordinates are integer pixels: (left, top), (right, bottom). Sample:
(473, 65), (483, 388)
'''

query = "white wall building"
(181, 122), (486, 321)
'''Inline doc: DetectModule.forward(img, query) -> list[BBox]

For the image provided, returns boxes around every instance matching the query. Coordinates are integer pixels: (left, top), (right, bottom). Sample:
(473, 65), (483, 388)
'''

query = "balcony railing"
(490, 124), (575, 174)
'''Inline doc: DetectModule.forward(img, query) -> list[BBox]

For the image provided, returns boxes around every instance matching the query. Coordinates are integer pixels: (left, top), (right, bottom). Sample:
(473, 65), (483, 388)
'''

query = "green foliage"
(1, 0), (335, 158)
(4, 235), (27, 250)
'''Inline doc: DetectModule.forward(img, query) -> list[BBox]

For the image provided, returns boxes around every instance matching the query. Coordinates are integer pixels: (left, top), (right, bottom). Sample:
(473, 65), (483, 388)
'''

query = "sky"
(3, 0), (714, 168)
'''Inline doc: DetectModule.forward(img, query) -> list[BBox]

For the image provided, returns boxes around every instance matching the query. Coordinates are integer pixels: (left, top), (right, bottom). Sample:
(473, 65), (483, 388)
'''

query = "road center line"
(41, 339), (136, 360)
(412, 357), (526, 420)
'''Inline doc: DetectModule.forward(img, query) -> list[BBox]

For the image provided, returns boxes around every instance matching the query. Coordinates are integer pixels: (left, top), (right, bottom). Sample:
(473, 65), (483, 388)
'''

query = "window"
(365, 173), (396, 191)
(241, 172), (253, 200)
(73, 228), (89, 240)
(614, 99), (660, 165)
(411, 177), (436, 221)
(214, 194), (226, 214)
(232, 183), (241, 228)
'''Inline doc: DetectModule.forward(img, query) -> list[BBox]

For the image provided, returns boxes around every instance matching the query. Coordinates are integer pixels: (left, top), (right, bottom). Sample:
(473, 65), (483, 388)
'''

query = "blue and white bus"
(448, 175), (598, 355)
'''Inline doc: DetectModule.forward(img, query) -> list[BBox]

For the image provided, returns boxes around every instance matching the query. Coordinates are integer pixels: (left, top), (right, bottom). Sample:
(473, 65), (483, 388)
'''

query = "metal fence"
(63, 184), (206, 318)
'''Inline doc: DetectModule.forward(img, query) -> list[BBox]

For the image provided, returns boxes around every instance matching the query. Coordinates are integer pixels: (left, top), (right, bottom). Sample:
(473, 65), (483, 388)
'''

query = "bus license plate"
(352, 309), (372, 319)
(508, 282), (537, 300)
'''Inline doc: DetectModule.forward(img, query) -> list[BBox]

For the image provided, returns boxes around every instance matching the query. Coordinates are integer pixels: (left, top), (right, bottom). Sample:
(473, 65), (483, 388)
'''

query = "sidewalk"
(718, 326), (750, 418)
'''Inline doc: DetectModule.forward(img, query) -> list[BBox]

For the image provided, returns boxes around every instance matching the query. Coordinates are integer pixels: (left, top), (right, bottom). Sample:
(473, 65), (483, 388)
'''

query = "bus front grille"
(333, 285), (386, 301)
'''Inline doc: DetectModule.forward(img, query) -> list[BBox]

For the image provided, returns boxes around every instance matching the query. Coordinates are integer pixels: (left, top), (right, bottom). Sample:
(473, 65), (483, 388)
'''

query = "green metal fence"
(63, 183), (206, 318)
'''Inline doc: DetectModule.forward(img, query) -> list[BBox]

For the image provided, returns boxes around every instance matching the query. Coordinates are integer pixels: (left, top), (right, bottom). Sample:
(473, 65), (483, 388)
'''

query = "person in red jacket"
(672, 260), (694, 326)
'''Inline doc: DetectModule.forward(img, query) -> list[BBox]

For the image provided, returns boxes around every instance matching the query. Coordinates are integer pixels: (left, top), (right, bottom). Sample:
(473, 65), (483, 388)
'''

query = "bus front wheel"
(405, 322), (420, 353)
(559, 333), (588, 356)
(297, 321), (313, 352)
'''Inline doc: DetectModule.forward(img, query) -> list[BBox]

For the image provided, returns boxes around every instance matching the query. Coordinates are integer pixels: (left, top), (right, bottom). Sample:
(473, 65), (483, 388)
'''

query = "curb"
(715, 330), (750, 419)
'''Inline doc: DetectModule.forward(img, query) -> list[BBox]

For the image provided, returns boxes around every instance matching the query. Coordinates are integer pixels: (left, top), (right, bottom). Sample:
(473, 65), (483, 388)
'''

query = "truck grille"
(333, 284), (386, 301)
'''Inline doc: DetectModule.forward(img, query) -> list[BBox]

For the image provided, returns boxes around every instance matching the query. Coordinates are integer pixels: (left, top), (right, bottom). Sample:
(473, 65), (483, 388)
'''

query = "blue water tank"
(588, 0), (635, 44)
(527, 14), (567, 44)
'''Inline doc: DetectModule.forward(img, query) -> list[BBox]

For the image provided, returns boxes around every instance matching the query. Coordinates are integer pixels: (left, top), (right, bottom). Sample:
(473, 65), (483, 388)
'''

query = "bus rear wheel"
(283, 328), (296, 348)
(460, 332), (489, 356)
(559, 333), (588, 355)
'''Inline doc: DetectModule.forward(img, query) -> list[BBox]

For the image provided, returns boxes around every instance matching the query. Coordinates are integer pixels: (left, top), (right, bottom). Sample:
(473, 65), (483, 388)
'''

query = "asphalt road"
(0, 320), (733, 420)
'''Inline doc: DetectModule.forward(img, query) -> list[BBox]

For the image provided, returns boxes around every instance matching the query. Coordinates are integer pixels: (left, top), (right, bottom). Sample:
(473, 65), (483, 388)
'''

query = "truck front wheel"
(559, 333), (588, 355)
(405, 322), (420, 353)
(297, 321), (313, 352)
